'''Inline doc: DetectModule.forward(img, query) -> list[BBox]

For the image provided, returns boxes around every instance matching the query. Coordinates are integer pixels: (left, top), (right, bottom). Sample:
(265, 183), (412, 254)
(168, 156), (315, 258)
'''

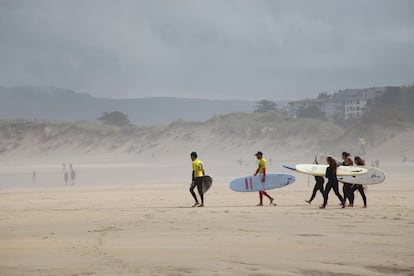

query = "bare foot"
(197, 204), (204, 207)
(256, 203), (263, 206)
(192, 202), (199, 207)
(269, 199), (276, 206)
(319, 205), (326, 209)
(305, 200), (311, 204)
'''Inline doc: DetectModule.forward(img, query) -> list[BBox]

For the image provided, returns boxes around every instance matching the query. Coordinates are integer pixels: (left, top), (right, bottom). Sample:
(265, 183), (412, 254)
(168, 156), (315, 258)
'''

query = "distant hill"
(0, 86), (259, 125)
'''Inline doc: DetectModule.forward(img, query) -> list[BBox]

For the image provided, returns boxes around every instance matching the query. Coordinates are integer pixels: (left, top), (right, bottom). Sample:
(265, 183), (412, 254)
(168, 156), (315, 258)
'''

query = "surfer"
(320, 156), (345, 209)
(305, 158), (325, 204)
(189, 152), (205, 207)
(254, 151), (275, 206)
(341, 152), (354, 207)
(351, 156), (368, 208)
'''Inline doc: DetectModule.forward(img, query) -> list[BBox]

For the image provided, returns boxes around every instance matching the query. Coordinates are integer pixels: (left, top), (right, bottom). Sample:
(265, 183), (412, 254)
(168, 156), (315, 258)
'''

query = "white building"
(289, 87), (386, 121)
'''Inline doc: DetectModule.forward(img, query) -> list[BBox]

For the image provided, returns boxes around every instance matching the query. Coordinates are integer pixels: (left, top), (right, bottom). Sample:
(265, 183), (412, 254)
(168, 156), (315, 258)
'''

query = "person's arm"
(254, 168), (259, 176)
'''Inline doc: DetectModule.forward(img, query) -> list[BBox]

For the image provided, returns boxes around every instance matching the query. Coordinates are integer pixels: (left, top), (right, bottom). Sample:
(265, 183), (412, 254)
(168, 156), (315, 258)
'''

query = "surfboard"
(338, 166), (386, 185)
(202, 175), (213, 193)
(229, 173), (295, 192)
(283, 164), (367, 176)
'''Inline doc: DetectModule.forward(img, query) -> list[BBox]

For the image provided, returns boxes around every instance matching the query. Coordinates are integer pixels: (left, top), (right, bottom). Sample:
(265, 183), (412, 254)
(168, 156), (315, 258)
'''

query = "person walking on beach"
(189, 152), (206, 207)
(64, 170), (69, 185)
(352, 156), (368, 208)
(320, 156), (345, 209)
(32, 171), (36, 183)
(341, 152), (354, 207)
(254, 151), (275, 206)
(305, 158), (324, 204)
(70, 168), (76, 186)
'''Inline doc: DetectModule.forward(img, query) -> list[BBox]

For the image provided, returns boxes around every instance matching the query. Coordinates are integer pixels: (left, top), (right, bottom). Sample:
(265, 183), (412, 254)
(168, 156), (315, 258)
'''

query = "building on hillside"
(332, 87), (386, 120)
(288, 87), (386, 121)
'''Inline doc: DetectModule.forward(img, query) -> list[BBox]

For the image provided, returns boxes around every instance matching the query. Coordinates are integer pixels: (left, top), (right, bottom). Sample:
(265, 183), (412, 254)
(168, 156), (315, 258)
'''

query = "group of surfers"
(189, 151), (367, 208)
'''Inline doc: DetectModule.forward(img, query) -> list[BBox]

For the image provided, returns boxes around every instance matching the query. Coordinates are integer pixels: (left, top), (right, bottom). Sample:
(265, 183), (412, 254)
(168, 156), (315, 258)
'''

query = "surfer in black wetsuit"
(320, 156), (345, 209)
(352, 156), (368, 208)
(341, 152), (354, 207)
(305, 158), (324, 204)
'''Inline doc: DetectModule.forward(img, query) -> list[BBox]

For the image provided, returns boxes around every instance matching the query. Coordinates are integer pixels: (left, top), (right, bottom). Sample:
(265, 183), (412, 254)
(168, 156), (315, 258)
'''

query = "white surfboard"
(229, 173), (295, 192)
(338, 166), (386, 185)
(283, 164), (367, 176)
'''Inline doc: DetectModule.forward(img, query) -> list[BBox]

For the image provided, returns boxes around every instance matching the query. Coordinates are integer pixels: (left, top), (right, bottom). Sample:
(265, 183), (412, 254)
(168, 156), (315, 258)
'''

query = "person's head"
(342, 151), (350, 159)
(190, 151), (197, 161)
(254, 151), (263, 159)
(327, 156), (337, 167)
(354, 156), (365, 166)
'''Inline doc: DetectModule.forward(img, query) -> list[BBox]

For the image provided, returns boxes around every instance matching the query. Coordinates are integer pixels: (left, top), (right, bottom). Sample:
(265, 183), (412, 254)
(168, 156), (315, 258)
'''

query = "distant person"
(254, 151), (275, 206)
(341, 152), (354, 207)
(70, 168), (76, 186)
(64, 171), (69, 185)
(189, 152), (206, 207)
(320, 156), (345, 209)
(32, 171), (36, 183)
(305, 158), (324, 205)
(351, 156), (367, 208)
(62, 163), (66, 171)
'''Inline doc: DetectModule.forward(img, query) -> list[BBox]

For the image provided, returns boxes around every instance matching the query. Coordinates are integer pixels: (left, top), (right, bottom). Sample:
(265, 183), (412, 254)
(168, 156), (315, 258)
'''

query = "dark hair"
(190, 152), (197, 158)
(327, 156), (337, 170)
(354, 156), (365, 166)
(342, 152), (350, 157)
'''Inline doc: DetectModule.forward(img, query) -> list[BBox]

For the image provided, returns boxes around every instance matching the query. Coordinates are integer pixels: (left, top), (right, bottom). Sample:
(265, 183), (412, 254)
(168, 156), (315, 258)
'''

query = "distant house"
(333, 87), (386, 120)
(289, 87), (386, 121)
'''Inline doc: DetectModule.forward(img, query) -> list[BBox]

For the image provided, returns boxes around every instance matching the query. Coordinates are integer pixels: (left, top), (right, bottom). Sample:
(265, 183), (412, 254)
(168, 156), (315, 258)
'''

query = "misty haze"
(0, 1), (413, 275)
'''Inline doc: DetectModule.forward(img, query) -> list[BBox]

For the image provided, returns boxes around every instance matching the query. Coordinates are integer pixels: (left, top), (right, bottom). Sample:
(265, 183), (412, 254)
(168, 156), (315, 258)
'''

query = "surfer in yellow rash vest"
(190, 152), (205, 207)
(254, 151), (276, 206)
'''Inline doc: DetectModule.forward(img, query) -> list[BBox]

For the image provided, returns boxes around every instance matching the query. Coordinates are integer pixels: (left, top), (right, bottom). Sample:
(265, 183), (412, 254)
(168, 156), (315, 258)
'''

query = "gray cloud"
(1, 0), (413, 100)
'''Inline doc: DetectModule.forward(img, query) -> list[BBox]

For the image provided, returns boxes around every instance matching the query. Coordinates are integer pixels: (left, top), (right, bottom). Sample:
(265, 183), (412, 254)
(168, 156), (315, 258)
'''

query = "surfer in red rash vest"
(254, 151), (276, 206)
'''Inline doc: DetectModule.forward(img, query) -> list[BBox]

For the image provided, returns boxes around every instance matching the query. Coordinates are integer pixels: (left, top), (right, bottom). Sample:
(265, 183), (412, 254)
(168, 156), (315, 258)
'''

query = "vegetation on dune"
(1, 87), (414, 158)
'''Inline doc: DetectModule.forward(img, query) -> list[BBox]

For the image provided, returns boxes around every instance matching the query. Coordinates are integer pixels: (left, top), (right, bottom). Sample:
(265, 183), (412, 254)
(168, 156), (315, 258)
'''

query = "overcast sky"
(1, 0), (413, 100)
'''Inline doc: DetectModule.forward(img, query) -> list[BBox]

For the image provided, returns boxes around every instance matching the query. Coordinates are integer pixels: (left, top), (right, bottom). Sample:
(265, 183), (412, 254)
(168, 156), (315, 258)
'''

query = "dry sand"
(0, 158), (413, 276)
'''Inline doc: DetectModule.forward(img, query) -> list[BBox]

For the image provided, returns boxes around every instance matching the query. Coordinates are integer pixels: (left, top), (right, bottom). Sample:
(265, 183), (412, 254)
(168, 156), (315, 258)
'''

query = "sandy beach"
(0, 159), (413, 276)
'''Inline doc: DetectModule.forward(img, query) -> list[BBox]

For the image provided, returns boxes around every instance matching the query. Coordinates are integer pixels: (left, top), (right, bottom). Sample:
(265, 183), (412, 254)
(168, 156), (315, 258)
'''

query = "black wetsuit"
(189, 172), (204, 204)
(322, 165), (344, 208)
(308, 176), (324, 202)
(342, 161), (354, 206)
(352, 184), (367, 206)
